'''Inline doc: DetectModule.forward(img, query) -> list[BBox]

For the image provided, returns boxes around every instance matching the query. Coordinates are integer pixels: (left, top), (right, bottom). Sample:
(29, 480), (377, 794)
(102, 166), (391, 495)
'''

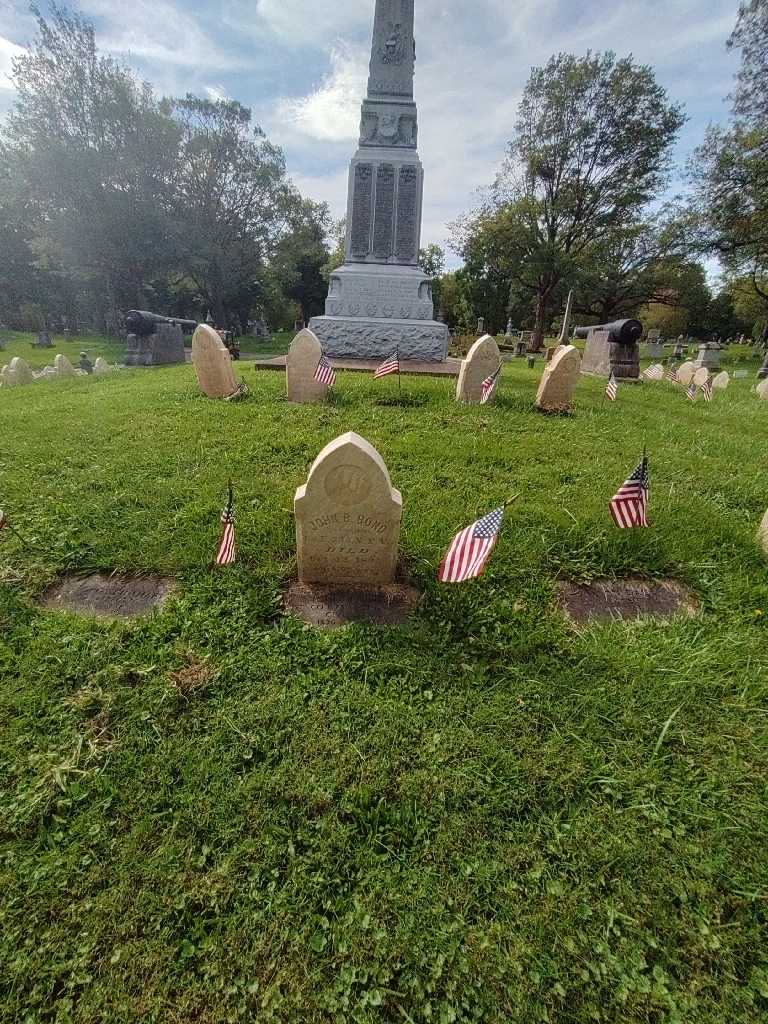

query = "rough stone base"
(309, 315), (448, 362)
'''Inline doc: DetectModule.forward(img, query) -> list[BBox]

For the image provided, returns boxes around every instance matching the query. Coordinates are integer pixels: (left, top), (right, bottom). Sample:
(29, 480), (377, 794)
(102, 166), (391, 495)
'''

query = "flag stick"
(504, 495), (520, 509)
(2, 522), (36, 550)
(397, 345), (401, 396)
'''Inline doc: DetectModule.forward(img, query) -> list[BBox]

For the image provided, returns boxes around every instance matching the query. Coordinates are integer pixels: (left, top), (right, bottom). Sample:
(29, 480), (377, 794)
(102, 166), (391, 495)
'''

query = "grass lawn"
(1, 337), (767, 1023)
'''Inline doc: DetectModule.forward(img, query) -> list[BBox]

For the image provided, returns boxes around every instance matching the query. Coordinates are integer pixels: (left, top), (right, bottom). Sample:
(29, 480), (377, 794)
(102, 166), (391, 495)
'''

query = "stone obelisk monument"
(309, 0), (449, 362)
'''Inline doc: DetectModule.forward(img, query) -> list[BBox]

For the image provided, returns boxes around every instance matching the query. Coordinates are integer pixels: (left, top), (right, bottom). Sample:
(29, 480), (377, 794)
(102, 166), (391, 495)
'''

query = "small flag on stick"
(374, 350), (400, 380)
(643, 364), (664, 381)
(666, 366), (680, 384)
(686, 381), (698, 402)
(609, 457), (650, 529)
(215, 483), (236, 566)
(314, 354), (336, 388)
(700, 377), (714, 402)
(224, 379), (250, 402)
(605, 371), (618, 402)
(439, 501), (514, 584)
(481, 364), (502, 405)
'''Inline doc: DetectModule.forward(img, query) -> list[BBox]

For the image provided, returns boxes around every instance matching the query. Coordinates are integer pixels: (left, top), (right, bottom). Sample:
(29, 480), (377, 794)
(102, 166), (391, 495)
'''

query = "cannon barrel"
(574, 319), (643, 345)
(125, 310), (199, 337)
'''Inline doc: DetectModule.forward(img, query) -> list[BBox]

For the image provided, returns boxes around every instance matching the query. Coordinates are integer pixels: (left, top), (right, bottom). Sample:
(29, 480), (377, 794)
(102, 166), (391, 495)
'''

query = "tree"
(728, 0), (768, 125)
(453, 52), (686, 349)
(268, 197), (333, 325)
(1, 3), (180, 330)
(419, 244), (446, 316)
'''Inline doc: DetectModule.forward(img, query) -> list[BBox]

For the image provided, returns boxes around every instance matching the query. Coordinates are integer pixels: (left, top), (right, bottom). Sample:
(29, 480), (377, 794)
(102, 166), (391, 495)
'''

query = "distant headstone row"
(0, 354), (116, 388)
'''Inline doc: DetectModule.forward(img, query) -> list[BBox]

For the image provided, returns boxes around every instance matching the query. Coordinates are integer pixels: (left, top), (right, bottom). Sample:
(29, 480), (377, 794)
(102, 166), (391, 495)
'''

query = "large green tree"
(453, 52), (686, 349)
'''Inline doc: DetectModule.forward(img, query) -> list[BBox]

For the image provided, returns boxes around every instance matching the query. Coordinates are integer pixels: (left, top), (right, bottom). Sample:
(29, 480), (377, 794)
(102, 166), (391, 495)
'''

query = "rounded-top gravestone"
(294, 431), (402, 586)
(759, 510), (768, 555)
(757, 378), (768, 401)
(456, 335), (501, 404)
(9, 357), (34, 385)
(693, 366), (711, 388)
(676, 361), (696, 386)
(54, 354), (76, 378)
(286, 328), (331, 404)
(192, 324), (238, 399)
(536, 344), (582, 413)
(712, 371), (730, 390)
(93, 357), (111, 376)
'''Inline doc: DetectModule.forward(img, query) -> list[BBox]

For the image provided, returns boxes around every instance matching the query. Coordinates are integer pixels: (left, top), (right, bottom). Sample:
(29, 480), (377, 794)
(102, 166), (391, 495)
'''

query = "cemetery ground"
(1, 340), (767, 1024)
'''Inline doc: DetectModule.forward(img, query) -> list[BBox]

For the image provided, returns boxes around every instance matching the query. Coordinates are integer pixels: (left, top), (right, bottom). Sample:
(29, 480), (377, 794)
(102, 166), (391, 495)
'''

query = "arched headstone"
(192, 324), (238, 398)
(712, 371), (729, 390)
(294, 432), (402, 585)
(456, 334), (501, 404)
(759, 510), (768, 555)
(286, 328), (330, 404)
(9, 357), (34, 385)
(535, 345), (581, 413)
(93, 357), (111, 376)
(676, 361), (696, 386)
(693, 367), (711, 388)
(54, 354), (76, 378)
(757, 379), (768, 401)
(0, 364), (14, 387)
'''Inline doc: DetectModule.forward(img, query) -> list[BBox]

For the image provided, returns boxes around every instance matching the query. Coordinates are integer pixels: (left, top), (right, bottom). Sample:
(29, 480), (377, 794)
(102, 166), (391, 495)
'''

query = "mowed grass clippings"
(1, 337), (767, 1024)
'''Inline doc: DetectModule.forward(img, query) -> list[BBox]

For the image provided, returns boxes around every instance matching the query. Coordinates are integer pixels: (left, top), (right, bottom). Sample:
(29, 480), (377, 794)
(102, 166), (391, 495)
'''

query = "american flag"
(605, 371), (618, 401)
(481, 364), (502, 404)
(666, 366), (680, 384)
(374, 350), (400, 379)
(0, 508), (7, 530)
(686, 381), (698, 402)
(609, 457), (650, 529)
(700, 377), (714, 402)
(215, 484), (236, 566)
(314, 354), (336, 388)
(439, 505), (506, 583)
(643, 364), (664, 381)
(224, 379), (250, 402)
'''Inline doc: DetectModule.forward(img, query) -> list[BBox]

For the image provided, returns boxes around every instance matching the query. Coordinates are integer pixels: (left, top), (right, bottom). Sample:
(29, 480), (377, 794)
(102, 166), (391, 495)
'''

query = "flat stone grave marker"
(286, 328), (330, 403)
(558, 579), (698, 624)
(54, 353), (77, 378)
(733, 370), (749, 379)
(9, 357), (34, 385)
(712, 371), (729, 390)
(192, 324), (238, 398)
(294, 431), (402, 587)
(284, 581), (420, 629)
(41, 573), (177, 619)
(676, 361), (696, 386)
(456, 334), (501, 404)
(693, 367), (711, 388)
(535, 344), (581, 413)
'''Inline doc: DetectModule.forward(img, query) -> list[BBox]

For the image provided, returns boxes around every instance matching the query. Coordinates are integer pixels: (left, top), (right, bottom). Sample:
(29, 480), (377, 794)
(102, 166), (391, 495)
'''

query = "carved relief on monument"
(360, 108), (418, 149)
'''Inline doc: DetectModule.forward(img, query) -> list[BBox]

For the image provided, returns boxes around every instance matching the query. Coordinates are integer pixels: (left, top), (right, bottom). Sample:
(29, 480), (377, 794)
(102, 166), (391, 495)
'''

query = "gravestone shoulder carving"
(286, 328), (330, 404)
(456, 335), (501, 404)
(294, 432), (402, 586)
(192, 324), (238, 399)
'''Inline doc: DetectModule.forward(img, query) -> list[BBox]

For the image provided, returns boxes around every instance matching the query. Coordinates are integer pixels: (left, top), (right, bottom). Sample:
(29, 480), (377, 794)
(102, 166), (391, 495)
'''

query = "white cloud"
(276, 42), (366, 142)
(238, 0), (369, 46)
(0, 33), (23, 91)
(205, 85), (230, 102)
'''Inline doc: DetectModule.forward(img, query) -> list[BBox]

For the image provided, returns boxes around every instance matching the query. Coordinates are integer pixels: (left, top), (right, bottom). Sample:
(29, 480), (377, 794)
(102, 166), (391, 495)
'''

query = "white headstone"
(676, 361), (696, 386)
(0, 364), (14, 387)
(693, 367), (711, 388)
(9, 357), (33, 385)
(456, 335), (501, 404)
(286, 328), (330, 404)
(535, 345), (582, 413)
(294, 432), (402, 586)
(93, 357), (111, 376)
(192, 324), (238, 398)
(757, 379), (768, 401)
(759, 510), (768, 555)
(54, 354), (77, 378)
(712, 371), (729, 390)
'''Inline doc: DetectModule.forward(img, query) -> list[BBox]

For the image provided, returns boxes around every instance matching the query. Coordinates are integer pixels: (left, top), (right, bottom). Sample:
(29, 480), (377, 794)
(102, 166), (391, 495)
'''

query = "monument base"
(310, 315), (449, 362)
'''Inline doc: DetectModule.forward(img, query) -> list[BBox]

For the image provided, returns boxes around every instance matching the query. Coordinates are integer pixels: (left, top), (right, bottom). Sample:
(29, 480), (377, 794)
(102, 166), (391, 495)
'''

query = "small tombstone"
(36, 330), (53, 348)
(712, 371), (729, 390)
(693, 366), (711, 388)
(192, 324), (238, 398)
(757, 379), (768, 401)
(0, 363), (14, 387)
(286, 328), (330, 404)
(514, 339), (527, 358)
(535, 345), (581, 413)
(759, 511), (768, 555)
(294, 432), (402, 586)
(54, 354), (76, 378)
(476, 317), (485, 336)
(40, 366), (58, 380)
(9, 356), (33, 385)
(695, 342), (721, 370)
(93, 357), (111, 376)
(676, 361), (696, 386)
(456, 334), (501, 404)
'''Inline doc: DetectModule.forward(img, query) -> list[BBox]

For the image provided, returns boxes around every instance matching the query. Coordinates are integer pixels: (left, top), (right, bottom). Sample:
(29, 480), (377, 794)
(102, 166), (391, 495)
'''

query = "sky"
(0, 0), (743, 267)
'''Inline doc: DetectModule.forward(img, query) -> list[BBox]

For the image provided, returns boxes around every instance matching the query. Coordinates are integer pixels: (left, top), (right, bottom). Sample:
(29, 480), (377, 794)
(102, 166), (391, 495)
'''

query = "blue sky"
(0, 0), (742, 264)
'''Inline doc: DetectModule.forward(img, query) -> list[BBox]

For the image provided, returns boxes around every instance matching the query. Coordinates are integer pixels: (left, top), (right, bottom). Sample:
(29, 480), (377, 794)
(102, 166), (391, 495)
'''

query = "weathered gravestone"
(294, 431), (402, 585)
(676, 361), (696, 386)
(756, 378), (768, 401)
(192, 324), (238, 399)
(712, 371), (730, 390)
(535, 345), (581, 413)
(0, 364), (14, 387)
(695, 342), (721, 370)
(9, 357), (33, 385)
(93, 357), (111, 376)
(286, 328), (330, 404)
(55, 353), (77, 377)
(693, 366), (711, 388)
(577, 320), (642, 380)
(456, 334), (501, 404)
(759, 510), (768, 555)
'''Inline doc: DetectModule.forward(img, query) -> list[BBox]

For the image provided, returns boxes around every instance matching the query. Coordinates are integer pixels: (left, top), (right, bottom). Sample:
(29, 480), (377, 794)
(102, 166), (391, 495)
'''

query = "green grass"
(1, 335), (768, 1024)
(0, 332), (126, 370)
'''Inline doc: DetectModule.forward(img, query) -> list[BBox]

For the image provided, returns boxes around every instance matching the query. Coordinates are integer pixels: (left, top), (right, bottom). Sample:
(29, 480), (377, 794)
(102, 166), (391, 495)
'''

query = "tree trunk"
(531, 291), (549, 352)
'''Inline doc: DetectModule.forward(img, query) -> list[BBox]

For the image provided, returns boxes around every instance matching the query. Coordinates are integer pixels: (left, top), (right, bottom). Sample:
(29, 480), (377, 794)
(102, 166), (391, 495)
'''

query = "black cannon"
(574, 319), (643, 345)
(124, 310), (198, 338)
